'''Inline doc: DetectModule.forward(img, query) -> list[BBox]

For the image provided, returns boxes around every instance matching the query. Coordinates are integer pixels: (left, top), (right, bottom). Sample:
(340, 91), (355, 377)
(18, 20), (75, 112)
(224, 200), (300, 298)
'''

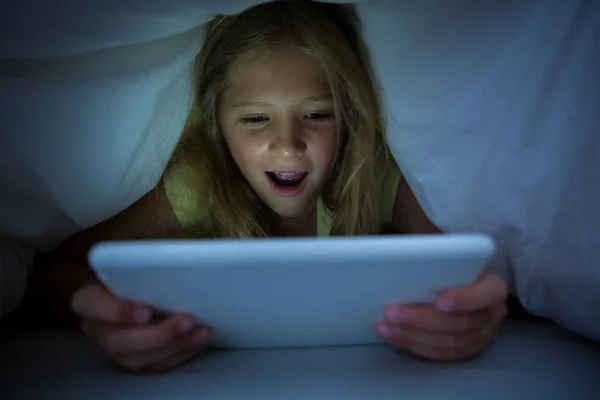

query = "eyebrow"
(230, 96), (334, 109)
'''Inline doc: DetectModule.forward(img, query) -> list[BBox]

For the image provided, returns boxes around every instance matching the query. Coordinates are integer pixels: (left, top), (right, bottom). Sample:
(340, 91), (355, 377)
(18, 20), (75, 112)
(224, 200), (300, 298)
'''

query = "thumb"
(435, 270), (508, 313)
(70, 283), (152, 325)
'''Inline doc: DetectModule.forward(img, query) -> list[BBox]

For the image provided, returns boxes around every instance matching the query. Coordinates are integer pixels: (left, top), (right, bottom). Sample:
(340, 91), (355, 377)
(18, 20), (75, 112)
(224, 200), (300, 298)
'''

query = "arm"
(391, 176), (441, 234)
(390, 176), (532, 320)
(26, 182), (183, 328)
(381, 175), (509, 362)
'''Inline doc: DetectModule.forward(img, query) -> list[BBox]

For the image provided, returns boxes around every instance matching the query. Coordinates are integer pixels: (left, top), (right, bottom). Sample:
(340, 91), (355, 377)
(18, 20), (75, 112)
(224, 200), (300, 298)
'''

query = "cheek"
(313, 128), (338, 169)
(224, 134), (266, 174)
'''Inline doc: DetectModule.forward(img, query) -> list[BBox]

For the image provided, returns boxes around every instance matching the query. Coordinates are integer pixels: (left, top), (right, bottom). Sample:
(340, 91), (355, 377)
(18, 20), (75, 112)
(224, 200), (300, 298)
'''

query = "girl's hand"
(71, 283), (210, 373)
(375, 270), (508, 362)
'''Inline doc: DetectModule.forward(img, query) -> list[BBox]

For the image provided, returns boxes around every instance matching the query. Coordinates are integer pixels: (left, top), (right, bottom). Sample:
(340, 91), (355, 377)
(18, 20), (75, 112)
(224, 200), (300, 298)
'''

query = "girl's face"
(220, 45), (337, 220)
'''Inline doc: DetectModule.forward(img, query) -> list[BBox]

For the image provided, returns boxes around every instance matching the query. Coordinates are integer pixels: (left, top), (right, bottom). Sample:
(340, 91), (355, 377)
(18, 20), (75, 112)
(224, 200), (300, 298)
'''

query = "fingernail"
(384, 307), (406, 323)
(376, 324), (392, 338)
(132, 307), (151, 323)
(191, 328), (209, 344)
(436, 297), (454, 311)
(178, 318), (195, 334)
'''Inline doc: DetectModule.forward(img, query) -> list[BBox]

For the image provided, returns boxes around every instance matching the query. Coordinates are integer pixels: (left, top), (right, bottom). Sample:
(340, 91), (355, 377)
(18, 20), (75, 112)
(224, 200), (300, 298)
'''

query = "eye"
(241, 115), (269, 125)
(304, 112), (333, 122)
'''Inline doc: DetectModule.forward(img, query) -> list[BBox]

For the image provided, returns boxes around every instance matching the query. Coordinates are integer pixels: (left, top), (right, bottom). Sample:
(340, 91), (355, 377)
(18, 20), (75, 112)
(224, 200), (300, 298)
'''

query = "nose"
(268, 120), (307, 159)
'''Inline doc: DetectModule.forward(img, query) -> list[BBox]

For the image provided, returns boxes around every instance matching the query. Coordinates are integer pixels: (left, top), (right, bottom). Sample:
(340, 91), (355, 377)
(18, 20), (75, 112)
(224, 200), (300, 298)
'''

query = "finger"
(150, 328), (211, 372)
(404, 322), (499, 362)
(72, 284), (152, 325)
(401, 342), (484, 362)
(383, 304), (493, 333)
(83, 314), (198, 355)
(376, 323), (498, 362)
(435, 270), (509, 313)
(117, 326), (210, 373)
(376, 322), (488, 350)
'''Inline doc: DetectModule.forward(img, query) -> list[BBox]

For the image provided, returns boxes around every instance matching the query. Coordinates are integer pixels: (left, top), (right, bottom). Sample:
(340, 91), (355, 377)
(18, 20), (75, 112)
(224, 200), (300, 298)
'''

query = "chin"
(262, 198), (311, 218)
(269, 207), (307, 219)
(256, 191), (314, 219)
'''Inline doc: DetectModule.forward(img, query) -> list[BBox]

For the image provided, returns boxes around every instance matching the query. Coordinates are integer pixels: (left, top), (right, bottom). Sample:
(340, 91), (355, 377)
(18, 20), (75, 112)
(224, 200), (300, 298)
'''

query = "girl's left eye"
(241, 115), (269, 125)
(304, 112), (333, 122)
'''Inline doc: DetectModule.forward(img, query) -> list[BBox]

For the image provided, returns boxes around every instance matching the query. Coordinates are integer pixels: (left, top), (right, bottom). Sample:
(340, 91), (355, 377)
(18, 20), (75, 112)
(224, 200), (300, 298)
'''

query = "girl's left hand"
(375, 270), (508, 362)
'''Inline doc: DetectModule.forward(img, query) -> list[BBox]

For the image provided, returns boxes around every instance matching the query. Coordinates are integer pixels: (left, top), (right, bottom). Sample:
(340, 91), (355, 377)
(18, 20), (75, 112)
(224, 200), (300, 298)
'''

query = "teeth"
(273, 172), (304, 180)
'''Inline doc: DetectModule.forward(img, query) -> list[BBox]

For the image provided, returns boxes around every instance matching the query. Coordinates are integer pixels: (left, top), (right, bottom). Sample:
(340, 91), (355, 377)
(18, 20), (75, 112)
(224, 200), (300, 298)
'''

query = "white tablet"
(89, 234), (495, 349)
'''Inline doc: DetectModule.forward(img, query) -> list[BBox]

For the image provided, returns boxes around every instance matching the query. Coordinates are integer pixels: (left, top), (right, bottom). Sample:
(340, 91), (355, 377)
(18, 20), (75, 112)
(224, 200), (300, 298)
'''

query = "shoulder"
(371, 152), (402, 231)
(42, 183), (183, 267)
(374, 153), (402, 194)
(162, 161), (209, 232)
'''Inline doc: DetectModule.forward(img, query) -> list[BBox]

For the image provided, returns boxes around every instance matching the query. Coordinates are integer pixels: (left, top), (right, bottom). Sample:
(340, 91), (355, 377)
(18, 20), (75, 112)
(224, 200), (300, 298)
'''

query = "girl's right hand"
(70, 283), (210, 373)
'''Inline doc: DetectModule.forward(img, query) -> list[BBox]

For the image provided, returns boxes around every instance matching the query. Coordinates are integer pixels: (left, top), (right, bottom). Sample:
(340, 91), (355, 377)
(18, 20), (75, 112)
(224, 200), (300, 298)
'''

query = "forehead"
(223, 45), (332, 105)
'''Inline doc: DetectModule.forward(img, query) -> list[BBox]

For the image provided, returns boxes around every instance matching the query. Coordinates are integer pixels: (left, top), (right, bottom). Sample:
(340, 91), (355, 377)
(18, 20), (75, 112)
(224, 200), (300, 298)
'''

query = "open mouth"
(266, 171), (308, 189)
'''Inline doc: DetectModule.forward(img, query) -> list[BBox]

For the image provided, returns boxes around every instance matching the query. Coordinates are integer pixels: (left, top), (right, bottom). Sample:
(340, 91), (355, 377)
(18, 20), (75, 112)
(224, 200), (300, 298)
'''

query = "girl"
(29, 1), (507, 373)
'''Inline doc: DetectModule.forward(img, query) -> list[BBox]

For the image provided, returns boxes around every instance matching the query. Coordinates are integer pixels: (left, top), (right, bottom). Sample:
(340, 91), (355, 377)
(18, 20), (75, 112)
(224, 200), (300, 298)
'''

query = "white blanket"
(1, 0), (598, 340)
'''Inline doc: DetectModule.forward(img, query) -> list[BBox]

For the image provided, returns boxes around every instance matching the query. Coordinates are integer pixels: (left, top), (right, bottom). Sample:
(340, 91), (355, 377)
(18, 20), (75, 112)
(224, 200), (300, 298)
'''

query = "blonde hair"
(168, 0), (388, 238)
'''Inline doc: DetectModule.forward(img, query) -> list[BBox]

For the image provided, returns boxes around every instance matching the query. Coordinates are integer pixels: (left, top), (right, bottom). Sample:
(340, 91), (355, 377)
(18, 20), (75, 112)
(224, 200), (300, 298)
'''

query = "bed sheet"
(0, 320), (598, 399)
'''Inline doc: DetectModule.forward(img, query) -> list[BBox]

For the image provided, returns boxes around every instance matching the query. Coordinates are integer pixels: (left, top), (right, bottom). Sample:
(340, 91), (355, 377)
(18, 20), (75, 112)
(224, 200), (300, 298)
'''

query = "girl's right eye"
(241, 115), (269, 125)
